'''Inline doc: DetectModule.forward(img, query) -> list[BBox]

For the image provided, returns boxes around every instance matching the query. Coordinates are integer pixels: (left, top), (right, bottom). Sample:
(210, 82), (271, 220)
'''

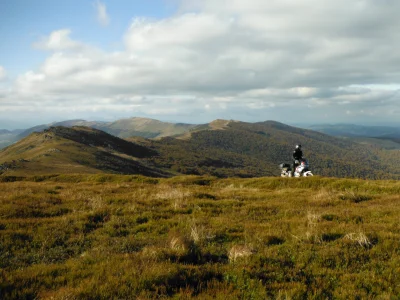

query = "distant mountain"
(0, 117), (198, 150)
(6, 119), (400, 151)
(0, 129), (24, 134)
(305, 124), (400, 138)
(17, 119), (108, 138)
(0, 126), (169, 177)
(15, 117), (197, 140)
(99, 117), (197, 138)
(0, 129), (24, 149)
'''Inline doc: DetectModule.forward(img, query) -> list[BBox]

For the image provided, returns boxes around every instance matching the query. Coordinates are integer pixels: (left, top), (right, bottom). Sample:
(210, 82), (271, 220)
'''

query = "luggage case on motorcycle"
(279, 163), (291, 171)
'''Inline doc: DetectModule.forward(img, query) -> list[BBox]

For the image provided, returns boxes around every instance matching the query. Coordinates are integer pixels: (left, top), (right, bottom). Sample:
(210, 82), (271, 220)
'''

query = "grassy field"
(1, 174), (399, 299)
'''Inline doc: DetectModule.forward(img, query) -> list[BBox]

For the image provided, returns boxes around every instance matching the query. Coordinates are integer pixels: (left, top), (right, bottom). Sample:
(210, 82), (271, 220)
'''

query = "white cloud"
(94, 1), (110, 27)
(33, 29), (85, 51)
(2, 0), (400, 126)
(0, 66), (6, 81)
(125, 14), (230, 52)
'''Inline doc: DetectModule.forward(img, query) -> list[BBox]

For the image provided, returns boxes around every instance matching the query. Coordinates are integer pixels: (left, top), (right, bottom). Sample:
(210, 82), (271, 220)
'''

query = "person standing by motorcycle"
(292, 144), (303, 176)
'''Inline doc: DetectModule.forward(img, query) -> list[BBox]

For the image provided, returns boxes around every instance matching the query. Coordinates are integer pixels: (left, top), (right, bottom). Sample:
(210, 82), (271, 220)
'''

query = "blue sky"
(1, 0), (400, 129)
(0, 0), (174, 76)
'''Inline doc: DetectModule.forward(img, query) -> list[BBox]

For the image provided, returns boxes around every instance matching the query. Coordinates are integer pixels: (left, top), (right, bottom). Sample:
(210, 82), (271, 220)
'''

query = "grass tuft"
(339, 190), (373, 203)
(228, 244), (254, 262)
(343, 232), (373, 248)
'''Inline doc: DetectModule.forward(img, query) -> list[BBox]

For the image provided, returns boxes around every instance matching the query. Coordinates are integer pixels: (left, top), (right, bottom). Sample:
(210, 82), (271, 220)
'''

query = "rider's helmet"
(295, 144), (301, 149)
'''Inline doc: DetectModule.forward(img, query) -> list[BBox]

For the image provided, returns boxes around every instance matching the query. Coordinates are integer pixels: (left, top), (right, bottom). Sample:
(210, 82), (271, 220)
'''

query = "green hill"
(0, 126), (168, 177)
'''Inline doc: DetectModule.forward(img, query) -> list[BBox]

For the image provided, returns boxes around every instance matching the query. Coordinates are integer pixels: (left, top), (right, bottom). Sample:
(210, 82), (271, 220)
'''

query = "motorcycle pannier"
(279, 163), (291, 170)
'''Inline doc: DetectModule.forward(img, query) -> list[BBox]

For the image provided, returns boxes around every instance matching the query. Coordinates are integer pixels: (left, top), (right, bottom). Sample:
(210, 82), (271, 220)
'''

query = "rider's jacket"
(293, 149), (303, 161)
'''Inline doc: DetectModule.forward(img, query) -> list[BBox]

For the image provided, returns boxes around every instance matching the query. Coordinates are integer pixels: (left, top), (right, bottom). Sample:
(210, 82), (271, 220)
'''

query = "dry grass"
(310, 188), (340, 206)
(343, 232), (372, 247)
(228, 245), (254, 262)
(169, 235), (188, 251)
(1, 175), (400, 299)
(154, 185), (191, 210)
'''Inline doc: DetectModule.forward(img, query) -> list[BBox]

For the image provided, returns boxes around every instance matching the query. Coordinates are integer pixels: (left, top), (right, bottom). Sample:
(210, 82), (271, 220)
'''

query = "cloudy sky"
(1, 0), (400, 129)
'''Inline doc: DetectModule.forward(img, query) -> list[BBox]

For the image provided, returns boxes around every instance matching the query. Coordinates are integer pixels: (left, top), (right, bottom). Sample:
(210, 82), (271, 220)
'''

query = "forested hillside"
(134, 121), (400, 179)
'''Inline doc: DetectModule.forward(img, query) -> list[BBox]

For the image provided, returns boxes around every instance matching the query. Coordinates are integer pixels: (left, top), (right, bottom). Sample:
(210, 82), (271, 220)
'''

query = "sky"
(1, 0), (400, 129)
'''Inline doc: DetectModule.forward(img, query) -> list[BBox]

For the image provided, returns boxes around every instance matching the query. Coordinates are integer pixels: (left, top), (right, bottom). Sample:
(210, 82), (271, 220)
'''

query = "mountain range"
(2, 118), (400, 150)
(18, 118), (197, 139)
(0, 118), (198, 149)
(305, 123), (400, 138)
(1, 119), (399, 179)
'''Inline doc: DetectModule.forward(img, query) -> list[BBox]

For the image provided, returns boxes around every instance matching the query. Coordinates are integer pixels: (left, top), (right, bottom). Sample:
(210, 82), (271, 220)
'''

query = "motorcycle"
(279, 159), (314, 177)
